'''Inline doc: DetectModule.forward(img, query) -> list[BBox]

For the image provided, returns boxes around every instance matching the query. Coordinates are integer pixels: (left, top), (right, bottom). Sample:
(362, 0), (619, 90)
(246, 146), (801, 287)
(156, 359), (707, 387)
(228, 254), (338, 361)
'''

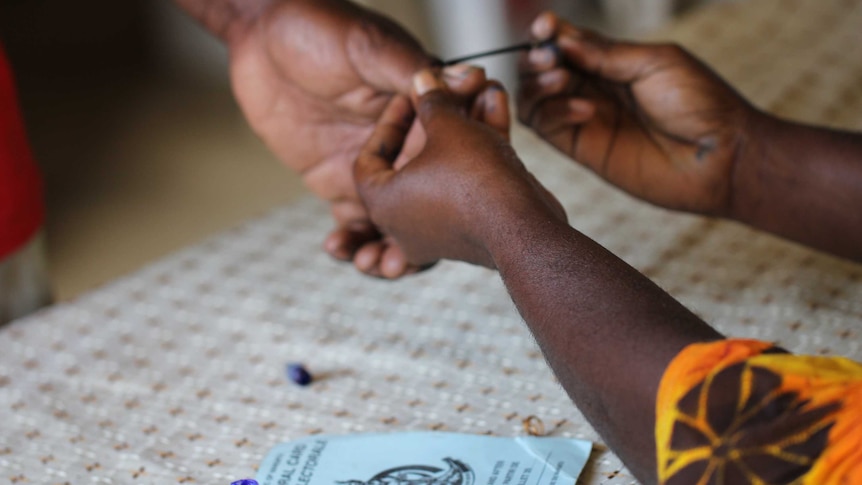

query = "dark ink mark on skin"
(696, 138), (717, 161)
(378, 142), (388, 158)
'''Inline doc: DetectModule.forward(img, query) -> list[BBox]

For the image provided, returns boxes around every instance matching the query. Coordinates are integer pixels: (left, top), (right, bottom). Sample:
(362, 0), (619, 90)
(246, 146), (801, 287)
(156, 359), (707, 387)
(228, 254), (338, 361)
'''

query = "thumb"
(411, 69), (463, 134)
(347, 10), (435, 94)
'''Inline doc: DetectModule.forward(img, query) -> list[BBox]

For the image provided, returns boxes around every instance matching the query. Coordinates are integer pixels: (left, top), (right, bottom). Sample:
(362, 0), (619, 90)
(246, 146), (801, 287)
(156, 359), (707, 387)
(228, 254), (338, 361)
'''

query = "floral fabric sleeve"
(656, 339), (862, 484)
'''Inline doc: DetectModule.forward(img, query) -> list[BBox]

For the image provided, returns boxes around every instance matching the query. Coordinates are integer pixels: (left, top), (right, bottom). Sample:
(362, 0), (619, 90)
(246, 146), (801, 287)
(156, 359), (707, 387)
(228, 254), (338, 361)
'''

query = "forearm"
(732, 113), (862, 261)
(172, 0), (274, 41)
(485, 215), (722, 484)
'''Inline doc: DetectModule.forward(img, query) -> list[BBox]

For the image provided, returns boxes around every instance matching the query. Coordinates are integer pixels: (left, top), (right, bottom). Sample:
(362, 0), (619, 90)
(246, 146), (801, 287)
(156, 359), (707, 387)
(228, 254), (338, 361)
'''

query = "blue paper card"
(255, 432), (592, 485)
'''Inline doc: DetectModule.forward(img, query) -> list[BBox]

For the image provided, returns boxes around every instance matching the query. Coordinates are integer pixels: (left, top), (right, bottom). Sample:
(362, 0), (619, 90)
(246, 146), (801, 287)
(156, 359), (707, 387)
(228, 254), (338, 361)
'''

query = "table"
(3, 0), (862, 483)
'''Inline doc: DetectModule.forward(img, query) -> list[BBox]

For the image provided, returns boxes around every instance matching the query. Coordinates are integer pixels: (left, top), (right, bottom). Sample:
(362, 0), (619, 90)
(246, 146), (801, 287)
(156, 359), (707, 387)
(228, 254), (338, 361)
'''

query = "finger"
(517, 44), (560, 76)
(516, 12), (562, 76)
(353, 240), (429, 279)
(530, 11), (558, 42)
(471, 81), (510, 140)
(323, 222), (381, 261)
(517, 68), (577, 125)
(347, 9), (435, 94)
(521, 69), (577, 101)
(442, 64), (487, 97)
(302, 158), (359, 204)
(354, 94), (414, 191)
(330, 200), (368, 226)
(353, 240), (386, 277)
(380, 243), (409, 279)
(530, 97), (596, 136)
(556, 24), (671, 84)
(411, 69), (462, 132)
(529, 10), (667, 84)
(392, 117), (426, 171)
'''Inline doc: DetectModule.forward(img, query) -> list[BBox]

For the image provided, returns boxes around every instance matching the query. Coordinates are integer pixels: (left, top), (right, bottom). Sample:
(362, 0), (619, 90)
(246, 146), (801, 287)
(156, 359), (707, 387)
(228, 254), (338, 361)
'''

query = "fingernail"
(413, 69), (444, 96)
(528, 47), (555, 66)
(323, 235), (339, 253)
(532, 12), (554, 40)
(443, 63), (476, 79)
(382, 257), (404, 278)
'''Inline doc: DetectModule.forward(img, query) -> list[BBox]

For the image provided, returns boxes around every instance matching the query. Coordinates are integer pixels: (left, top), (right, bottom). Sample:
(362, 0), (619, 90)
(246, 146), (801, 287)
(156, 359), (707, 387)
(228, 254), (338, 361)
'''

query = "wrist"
(727, 109), (790, 224)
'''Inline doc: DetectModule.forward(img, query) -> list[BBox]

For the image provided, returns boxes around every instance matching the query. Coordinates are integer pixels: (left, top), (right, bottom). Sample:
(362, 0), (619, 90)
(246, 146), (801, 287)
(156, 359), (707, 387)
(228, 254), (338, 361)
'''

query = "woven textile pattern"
(3, 1), (862, 483)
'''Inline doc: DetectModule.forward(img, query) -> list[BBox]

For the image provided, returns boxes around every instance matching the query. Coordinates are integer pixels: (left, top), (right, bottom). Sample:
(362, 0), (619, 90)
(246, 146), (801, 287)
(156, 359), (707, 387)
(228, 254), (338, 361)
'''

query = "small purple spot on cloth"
(231, 480), (259, 485)
(286, 363), (313, 386)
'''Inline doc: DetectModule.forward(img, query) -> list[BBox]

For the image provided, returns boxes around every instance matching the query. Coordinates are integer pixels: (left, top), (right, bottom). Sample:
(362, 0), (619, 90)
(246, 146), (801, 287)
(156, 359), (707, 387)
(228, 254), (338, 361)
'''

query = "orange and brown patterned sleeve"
(655, 339), (862, 484)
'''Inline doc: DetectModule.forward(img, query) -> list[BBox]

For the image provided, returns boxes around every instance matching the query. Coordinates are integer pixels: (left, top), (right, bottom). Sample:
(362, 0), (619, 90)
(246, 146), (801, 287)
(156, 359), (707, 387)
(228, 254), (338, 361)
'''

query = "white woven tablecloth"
(3, 1), (862, 484)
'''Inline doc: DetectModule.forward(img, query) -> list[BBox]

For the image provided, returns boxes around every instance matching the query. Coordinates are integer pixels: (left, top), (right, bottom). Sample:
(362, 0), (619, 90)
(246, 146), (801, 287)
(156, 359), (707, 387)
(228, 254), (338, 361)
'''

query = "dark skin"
(173, 2), (862, 267)
(173, 0), (437, 278)
(170, 0), (860, 483)
(355, 69), (723, 484)
(357, 14), (862, 482)
(349, 65), (514, 276)
(518, 12), (862, 262)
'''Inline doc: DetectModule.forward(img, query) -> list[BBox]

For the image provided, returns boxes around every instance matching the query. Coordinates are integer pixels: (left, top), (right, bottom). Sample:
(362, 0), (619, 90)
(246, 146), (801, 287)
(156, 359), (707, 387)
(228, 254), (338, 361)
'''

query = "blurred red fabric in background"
(0, 43), (43, 259)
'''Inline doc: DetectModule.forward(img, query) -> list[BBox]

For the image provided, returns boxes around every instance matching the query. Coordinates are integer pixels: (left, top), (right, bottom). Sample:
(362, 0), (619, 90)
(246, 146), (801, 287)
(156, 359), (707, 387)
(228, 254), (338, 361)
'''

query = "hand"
(518, 12), (758, 216)
(227, 0), (432, 271)
(334, 65), (511, 278)
(354, 68), (566, 269)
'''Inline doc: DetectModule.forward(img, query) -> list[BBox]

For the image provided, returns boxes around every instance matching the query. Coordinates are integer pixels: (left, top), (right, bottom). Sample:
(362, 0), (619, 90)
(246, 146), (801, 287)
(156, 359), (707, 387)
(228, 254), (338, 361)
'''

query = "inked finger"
(355, 94), (414, 190)
(516, 12), (562, 76)
(537, 14), (647, 82)
(412, 69), (463, 133)
(471, 81), (510, 140)
(442, 64), (487, 97)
